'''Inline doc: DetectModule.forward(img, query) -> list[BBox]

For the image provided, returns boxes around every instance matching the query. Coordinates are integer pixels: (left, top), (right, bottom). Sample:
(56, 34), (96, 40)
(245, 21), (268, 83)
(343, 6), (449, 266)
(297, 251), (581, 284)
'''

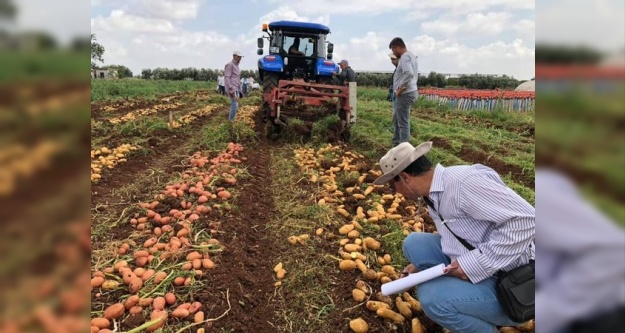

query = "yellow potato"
(352, 289), (366, 302)
(376, 308), (405, 323)
(365, 301), (391, 312)
(395, 297), (412, 318)
(411, 318), (424, 333)
(349, 318), (369, 333)
(339, 260), (358, 271)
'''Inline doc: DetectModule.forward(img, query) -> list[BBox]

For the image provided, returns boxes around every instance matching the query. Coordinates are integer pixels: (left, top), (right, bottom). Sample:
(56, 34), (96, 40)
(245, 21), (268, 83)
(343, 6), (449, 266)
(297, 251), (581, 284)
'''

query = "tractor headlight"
(270, 46), (280, 54)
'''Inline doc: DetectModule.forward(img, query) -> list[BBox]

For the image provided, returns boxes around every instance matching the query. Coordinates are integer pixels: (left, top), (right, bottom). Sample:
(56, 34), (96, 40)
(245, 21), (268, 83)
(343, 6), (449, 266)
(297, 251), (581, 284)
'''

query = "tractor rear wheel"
(262, 72), (279, 94)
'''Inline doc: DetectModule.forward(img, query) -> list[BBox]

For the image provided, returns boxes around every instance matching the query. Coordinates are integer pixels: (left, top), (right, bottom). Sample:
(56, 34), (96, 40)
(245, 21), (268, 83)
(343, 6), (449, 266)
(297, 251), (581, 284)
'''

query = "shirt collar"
(429, 164), (445, 195)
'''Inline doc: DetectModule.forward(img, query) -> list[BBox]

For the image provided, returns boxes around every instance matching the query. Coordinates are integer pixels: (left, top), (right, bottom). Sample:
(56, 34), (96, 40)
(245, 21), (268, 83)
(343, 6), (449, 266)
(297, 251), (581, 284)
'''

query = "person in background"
(241, 77), (248, 97)
(334, 60), (357, 123)
(224, 50), (243, 122)
(335, 59), (356, 85)
(387, 53), (399, 102)
(374, 141), (535, 333)
(389, 37), (419, 147)
(217, 72), (225, 95)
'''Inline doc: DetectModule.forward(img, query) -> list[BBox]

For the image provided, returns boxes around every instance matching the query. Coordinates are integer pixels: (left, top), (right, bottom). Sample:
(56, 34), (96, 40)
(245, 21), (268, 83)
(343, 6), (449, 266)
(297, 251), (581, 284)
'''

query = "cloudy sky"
(88, 0), (537, 79)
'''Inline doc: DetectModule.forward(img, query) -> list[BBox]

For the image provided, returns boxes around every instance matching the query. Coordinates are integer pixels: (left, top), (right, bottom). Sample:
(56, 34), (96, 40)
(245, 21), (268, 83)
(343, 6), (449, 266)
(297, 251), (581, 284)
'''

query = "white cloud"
(141, 0), (200, 20)
(537, 0), (624, 51)
(93, 10), (175, 33)
(421, 12), (512, 37)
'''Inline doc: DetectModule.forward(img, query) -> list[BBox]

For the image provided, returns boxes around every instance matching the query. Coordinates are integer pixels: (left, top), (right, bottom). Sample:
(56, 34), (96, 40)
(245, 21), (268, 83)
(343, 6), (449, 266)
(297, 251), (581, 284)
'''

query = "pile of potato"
(91, 143), (246, 333)
(91, 144), (137, 182)
(1, 140), (64, 195)
(169, 105), (218, 128)
(109, 102), (183, 124)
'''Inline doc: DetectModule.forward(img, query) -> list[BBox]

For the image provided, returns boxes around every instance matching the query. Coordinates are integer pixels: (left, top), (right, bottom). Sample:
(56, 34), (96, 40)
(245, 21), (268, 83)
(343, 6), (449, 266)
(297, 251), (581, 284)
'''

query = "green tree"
(107, 64), (133, 78)
(0, 0), (17, 20)
(91, 34), (105, 68)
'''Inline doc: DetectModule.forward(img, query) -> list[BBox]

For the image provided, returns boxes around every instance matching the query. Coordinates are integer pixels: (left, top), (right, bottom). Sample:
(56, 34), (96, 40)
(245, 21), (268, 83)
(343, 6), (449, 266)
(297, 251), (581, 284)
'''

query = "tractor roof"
(268, 20), (331, 34)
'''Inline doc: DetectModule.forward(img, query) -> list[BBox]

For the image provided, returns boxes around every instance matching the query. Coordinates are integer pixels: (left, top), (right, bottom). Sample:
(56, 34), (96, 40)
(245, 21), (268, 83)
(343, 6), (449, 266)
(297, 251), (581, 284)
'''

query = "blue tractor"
(256, 21), (352, 140)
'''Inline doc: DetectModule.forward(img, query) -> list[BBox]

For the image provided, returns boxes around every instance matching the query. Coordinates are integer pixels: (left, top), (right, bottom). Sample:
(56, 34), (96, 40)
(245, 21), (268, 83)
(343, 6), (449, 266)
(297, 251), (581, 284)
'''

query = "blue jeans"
(392, 90), (417, 147)
(228, 95), (238, 121)
(403, 233), (520, 333)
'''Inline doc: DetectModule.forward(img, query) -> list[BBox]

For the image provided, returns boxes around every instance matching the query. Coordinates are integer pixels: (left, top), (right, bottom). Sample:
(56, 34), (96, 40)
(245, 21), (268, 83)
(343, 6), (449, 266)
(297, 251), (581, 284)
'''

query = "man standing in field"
(224, 51), (243, 122)
(389, 37), (418, 147)
(217, 72), (225, 95)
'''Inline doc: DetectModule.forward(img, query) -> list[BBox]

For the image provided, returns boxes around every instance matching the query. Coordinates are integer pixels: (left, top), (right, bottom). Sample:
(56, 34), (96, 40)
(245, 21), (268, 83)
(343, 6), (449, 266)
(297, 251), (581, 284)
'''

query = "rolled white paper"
(381, 263), (446, 295)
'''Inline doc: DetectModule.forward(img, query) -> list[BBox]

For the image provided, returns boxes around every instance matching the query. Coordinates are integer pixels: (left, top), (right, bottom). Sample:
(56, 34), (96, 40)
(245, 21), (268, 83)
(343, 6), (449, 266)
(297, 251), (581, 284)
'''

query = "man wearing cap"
(335, 59), (356, 85)
(334, 60), (357, 123)
(374, 142), (535, 333)
(389, 37), (418, 147)
(224, 51), (243, 122)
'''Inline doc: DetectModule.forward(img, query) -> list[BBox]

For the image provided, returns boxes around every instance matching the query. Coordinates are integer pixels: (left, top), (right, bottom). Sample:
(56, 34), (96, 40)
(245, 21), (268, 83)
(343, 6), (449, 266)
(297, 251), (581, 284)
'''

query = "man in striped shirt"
(224, 51), (243, 122)
(374, 142), (535, 333)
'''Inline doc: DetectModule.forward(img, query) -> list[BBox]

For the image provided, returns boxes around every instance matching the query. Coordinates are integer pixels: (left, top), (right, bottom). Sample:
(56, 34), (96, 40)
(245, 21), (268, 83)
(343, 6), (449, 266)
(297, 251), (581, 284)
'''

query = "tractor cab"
(256, 21), (351, 142)
(257, 21), (338, 88)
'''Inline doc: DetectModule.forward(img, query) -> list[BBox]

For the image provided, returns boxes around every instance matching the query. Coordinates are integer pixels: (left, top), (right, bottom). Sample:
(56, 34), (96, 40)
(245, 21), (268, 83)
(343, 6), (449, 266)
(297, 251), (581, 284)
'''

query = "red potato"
(90, 317), (110, 329)
(129, 306), (143, 315)
(144, 237), (157, 248)
(173, 277), (185, 286)
(153, 271), (167, 284)
(194, 311), (205, 323)
(91, 276), (104, 288)
(177, 303), (191, 310)
(189, 302), (202, 314)
(172, 308), (190, 318)
(128, 277), (143, 294)
(103, 303), (125, 320)
(192, 259), (202, 270)
(182, 262), (193, 270)
(135, 256), (148, 267)
(153, 297), (166, 311)
(138, 297), (154, 307)
(125, 295), (140, 309)
(186, 251), (202, 261)
(146, 310), (167, 332)
(202, 258), (215, 269)
(165, 292), (176, 305)
(133, 268), (145, 277)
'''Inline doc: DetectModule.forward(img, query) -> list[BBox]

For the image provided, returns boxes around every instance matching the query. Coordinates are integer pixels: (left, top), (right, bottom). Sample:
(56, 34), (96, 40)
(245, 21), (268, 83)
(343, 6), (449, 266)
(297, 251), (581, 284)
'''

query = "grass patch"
(268, 146), (344, 333)
(91, 78), (213, 101)
(117, 117), (171, 137)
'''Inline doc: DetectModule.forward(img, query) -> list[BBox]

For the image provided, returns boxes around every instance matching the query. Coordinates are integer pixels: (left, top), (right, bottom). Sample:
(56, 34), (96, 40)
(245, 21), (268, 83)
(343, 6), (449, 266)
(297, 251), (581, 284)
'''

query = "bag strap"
(423, 196), (475, 251)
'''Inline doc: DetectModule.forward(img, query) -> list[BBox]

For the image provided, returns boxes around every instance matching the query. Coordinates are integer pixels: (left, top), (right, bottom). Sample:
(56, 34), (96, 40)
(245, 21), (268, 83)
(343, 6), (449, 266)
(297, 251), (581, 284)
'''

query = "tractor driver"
(288, 38), (305, 56)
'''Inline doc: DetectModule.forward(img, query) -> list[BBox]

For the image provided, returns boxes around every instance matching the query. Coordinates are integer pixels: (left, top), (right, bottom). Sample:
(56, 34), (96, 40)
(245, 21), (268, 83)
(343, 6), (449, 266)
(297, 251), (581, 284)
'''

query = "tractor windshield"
(283, 35), (316, 57)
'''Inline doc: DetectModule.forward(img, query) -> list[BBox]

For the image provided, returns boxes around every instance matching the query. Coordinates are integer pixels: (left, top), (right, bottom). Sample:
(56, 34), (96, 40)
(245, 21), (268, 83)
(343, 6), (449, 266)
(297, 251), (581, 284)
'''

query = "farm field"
(90, 80), (536, 333)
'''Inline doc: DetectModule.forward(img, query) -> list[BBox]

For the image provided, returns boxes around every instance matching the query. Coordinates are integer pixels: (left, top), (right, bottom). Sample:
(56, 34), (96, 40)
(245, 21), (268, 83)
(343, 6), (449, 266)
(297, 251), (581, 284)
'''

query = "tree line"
(136, 67), (524, 90)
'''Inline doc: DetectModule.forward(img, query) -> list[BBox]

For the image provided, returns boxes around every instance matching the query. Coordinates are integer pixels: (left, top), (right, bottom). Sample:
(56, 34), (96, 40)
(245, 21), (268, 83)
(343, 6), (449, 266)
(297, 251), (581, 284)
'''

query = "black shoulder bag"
(423, 197), (535, 323)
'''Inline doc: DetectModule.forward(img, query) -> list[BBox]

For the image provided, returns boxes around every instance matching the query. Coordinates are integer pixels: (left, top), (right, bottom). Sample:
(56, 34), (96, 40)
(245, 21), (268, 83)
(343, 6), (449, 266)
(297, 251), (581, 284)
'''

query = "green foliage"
(354, 71), (520, 89)
(139, 67), (259, 82)
(535, 43), (605, 65)
(91, 79), (212, 101)
(91, 34), (105, 68)
(0, 51), (88, 82)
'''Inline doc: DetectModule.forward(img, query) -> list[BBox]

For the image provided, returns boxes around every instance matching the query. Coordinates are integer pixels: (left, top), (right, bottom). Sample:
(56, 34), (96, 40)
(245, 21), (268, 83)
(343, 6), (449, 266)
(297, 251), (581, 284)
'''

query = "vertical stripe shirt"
(427, 164), (535, 283)
(224, 60), (240, 96)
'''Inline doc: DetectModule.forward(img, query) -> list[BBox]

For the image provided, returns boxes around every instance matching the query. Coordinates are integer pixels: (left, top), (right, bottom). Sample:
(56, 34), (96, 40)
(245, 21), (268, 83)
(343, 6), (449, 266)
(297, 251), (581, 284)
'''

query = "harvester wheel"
(262, 72), (279, 94)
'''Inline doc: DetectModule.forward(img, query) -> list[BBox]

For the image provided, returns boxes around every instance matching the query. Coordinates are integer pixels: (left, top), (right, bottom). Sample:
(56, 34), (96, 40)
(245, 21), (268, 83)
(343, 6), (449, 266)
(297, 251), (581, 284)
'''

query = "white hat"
(389, 53), (397, 60)
(233, 51), (244, 57)
(373, 142), (433, 185)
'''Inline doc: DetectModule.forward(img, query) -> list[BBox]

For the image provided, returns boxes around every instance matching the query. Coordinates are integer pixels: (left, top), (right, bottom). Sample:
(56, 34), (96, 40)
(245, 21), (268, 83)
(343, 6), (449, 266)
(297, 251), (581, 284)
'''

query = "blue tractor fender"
(316, 59), (339, 78)
(258, 54), (284, 74)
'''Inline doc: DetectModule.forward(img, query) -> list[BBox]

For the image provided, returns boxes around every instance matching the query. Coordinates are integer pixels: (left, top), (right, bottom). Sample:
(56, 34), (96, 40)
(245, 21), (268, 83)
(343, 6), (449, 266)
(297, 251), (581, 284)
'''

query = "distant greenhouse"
(515, 79), (535, 92)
